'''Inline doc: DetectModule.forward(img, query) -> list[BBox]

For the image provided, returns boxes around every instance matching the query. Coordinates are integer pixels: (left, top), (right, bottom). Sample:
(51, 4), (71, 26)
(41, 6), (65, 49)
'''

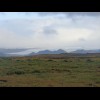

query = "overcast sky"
(0, 12), (100, 51)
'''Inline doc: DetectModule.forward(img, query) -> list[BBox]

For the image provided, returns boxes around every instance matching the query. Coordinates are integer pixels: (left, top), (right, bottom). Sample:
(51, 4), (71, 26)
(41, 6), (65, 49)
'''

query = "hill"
(29, 49), (67, 55)
(71, 49), (100, 54)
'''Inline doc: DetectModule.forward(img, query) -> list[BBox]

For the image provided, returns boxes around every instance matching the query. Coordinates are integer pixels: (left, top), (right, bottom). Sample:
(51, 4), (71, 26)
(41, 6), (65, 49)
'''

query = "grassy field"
(0, 54), (100, 87)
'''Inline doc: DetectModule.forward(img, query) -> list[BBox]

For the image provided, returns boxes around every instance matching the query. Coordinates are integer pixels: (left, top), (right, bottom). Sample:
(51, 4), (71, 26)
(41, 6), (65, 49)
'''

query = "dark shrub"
(48, 59), (53, 61)
(88, 83), (94, 87)
(28, 63), (32, 66)
(32, 70), (41, 73)
(69, 61), (72, 62)
(0, 80), (7, 82)
(7, 72), (15, 75)
(16, 60), (20, 62)
(27, 59), (32, 61)
(7, 70), (25, 75)
(63, 60), (68, 62)
(86, 59), (93, 62)
(15, 70), (25, 75)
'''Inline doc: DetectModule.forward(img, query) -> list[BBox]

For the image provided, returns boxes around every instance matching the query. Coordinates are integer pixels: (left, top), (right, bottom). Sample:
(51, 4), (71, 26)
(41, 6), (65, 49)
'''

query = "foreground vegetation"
(0, 54), (100, 87)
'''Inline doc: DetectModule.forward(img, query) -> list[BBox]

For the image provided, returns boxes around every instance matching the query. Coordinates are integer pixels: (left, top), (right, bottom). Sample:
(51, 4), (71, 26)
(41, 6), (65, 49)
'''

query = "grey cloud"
(43, 26), (57, 35)
(65, 12), (100, 16)
(37, 12), (100, 17)
(2, 12), (100, 17)
(1, 12), (100, 17)
(78, 38), (86, 42)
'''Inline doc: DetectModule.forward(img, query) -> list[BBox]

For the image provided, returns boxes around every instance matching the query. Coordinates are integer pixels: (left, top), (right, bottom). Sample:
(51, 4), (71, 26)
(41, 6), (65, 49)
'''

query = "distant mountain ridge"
(29, 49), (67, 55)
(71, 49), (100, 54)
(0, 48), (100, 57)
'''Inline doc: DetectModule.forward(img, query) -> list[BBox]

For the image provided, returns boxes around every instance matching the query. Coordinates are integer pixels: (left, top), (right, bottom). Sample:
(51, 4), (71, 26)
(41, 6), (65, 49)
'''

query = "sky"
(0, 12), (100, 52)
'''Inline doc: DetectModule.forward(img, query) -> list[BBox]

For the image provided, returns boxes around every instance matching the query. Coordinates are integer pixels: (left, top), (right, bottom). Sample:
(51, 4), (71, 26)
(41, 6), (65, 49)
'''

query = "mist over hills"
(0, 48), (100, 57)
(29, 49), (67, 56)
(0, 49), (67, 56)
(0, 48), (30, 57)
(71, 49), (100, 54)
(0, 48), (29, 53)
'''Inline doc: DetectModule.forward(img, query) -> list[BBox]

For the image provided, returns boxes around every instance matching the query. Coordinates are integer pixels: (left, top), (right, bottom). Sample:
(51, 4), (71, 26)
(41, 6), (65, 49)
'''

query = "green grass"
(0, 56), (100, 87)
